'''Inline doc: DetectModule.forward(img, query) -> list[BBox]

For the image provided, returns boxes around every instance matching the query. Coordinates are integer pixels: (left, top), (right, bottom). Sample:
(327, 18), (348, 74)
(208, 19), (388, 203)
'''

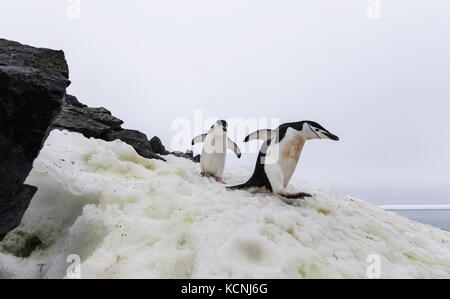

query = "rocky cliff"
(0, 39), (197, 241)
(0, 39), (69, 240)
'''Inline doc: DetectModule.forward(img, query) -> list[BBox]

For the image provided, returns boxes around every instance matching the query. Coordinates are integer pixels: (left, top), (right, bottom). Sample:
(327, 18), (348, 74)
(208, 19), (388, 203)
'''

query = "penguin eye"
(316, 129), (320, 132)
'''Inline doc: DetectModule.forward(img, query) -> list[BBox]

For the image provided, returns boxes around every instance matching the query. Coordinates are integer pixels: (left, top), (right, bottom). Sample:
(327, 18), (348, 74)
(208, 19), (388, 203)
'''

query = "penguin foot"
(279, 191), (312, 200)
(201, 172), (225, 184)
(216, 178), (226, 184)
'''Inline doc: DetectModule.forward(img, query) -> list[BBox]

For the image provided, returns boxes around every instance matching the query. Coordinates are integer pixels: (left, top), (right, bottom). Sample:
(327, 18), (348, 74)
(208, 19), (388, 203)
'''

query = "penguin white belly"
(200, 132), (227, 178)
(200, 151), (226, 177)
(264, 129), (305, 193)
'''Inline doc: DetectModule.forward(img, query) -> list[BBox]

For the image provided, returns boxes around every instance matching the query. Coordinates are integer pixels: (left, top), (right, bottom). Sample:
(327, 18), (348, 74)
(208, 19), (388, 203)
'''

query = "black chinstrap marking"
(308, 123), (321, 139)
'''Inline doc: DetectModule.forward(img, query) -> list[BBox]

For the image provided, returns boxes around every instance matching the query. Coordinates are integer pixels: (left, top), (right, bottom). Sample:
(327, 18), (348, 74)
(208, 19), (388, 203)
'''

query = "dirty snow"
(0, 130), (449, 278)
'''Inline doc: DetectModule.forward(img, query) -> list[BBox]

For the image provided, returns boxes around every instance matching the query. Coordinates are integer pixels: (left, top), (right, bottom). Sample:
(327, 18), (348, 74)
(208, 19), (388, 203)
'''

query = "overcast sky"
(1, 0), (449, 205)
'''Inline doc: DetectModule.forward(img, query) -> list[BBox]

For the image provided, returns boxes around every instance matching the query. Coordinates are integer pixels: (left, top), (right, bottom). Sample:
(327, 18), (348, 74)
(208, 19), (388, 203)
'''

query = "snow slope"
(0, 130), (449, 278)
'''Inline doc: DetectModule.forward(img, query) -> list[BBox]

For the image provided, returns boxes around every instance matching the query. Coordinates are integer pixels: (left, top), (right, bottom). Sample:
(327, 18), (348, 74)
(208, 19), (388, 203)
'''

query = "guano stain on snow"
(0, 130), (449, 279)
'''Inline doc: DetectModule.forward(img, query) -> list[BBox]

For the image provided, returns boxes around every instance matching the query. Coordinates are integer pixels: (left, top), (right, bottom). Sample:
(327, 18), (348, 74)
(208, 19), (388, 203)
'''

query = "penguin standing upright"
(228, 121), (339, 199)
(192, 120), (241, 183)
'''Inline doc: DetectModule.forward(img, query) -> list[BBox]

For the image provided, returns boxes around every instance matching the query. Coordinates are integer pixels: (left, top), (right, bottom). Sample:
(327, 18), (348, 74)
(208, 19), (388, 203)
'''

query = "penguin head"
(301, 121), (339, 141)
(211, 120), (228, 132)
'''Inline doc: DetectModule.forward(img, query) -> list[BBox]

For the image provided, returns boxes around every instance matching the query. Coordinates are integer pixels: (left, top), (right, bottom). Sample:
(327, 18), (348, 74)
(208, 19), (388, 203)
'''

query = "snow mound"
(0, 130), (449, 278)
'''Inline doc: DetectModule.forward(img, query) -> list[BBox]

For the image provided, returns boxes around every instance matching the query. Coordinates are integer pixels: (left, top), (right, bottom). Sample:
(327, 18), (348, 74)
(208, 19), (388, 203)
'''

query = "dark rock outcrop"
(0, 38), (199, 241)
(0, 39), (69, 241)
(0, 39), (69, 79)
(64, 94), (86, 108)
(54, 95), (123, 138)
(149, 136), (170, 155)
(171, 150), (201, 163)
(150, 136), (200, 162)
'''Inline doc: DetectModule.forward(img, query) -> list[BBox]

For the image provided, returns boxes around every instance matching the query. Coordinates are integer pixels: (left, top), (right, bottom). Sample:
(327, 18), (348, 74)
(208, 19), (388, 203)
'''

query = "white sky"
(1, 0), (449, 204)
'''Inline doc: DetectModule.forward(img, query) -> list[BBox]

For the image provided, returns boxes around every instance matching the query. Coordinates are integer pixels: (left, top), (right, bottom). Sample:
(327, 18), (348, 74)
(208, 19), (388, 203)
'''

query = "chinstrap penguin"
(228, 121), (339, 200)
(192, 120), (241, 183)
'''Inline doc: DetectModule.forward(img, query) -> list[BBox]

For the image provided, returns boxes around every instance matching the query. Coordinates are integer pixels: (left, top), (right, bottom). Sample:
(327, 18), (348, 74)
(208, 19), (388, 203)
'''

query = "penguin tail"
(227, 175), (262, 190)
(227, 182), (252, 190)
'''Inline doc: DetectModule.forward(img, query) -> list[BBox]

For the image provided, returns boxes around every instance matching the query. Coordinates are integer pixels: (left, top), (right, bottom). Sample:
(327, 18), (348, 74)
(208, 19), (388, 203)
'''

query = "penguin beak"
(323, 132), (339, 141)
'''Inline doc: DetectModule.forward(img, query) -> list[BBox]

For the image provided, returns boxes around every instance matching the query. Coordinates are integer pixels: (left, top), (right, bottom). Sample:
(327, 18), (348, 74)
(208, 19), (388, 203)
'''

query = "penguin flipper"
(244, 129), (276, 142)
(227, 138), (241, 158)
(192, 134), (206, 145)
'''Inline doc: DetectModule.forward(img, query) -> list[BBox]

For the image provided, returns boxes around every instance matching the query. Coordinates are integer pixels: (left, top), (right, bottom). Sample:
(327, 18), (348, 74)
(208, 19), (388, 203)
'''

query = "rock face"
(0, 38), (198, 241)
(0, 39), (69, 240)
(149, 136), (170, 155)
(54, 95), (123, 138)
